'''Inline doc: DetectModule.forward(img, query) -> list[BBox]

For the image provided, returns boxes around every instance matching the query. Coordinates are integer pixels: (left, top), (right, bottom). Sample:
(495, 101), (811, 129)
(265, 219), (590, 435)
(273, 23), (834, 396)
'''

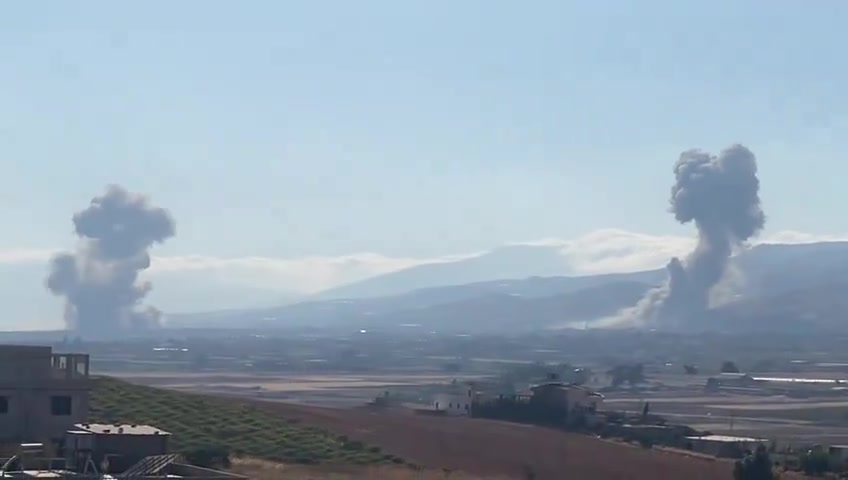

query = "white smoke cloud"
(146, 252), (471, 294)
(0, 229), (845, 297)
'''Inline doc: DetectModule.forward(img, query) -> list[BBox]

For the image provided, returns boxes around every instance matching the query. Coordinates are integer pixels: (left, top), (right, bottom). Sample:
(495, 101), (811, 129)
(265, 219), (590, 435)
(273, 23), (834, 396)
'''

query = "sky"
(1, 1), (848, 327)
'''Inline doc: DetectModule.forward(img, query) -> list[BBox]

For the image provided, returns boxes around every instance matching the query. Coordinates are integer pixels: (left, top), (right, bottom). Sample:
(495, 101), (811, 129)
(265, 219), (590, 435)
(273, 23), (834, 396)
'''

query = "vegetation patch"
(88, 376), (398, 466)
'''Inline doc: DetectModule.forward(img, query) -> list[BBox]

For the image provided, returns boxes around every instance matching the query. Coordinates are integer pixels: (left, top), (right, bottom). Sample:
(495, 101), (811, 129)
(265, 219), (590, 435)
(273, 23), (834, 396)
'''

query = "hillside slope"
(93, 376), (736, 479)
(170, 241), (848, 333)
(315, 245), (574, 300)
(318, 240), (848, 301)
(89, 377), (395, 465)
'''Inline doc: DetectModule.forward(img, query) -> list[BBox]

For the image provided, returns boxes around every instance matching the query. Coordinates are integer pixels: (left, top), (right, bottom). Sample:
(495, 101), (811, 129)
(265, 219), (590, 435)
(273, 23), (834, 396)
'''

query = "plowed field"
(241, 400), (734, 480)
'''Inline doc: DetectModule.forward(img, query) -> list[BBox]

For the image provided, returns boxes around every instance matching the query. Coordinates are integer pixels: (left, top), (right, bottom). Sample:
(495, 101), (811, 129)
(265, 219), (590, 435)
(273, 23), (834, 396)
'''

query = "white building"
(684, 435), (767, 457)
(433, 383), (476, 416)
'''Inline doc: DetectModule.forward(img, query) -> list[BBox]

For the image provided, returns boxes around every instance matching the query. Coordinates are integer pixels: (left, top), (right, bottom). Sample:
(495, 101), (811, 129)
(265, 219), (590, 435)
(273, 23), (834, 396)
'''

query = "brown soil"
(237, 399), (734, 480)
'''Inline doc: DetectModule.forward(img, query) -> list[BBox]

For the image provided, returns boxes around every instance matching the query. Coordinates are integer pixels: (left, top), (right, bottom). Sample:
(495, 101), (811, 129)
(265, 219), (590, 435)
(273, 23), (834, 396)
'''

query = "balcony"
(51, 354), (90, 380)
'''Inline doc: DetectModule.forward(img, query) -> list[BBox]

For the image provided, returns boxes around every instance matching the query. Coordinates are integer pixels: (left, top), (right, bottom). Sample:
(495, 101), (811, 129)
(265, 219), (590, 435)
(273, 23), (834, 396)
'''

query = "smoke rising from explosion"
(46, 185), (176, 335)
(622, 144), (765, 327)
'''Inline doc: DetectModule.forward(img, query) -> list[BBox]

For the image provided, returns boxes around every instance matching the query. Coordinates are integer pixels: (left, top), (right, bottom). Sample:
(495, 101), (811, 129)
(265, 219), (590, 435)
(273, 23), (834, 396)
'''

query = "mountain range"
(171, 241), (848, 333)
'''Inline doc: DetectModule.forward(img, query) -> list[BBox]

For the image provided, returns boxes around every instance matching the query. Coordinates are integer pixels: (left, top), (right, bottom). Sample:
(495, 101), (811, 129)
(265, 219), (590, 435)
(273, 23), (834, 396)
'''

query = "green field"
(88, 376), (401, 466)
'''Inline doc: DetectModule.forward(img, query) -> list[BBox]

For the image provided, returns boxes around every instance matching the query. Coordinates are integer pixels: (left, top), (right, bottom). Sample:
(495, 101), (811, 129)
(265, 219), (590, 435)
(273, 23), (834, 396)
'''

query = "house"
(529, 382), (604, 413)
(433, 383), (476, 416)
(684, 434), (767, 458)
(0, 345), (91, 445)
(705, 373), (757, 391)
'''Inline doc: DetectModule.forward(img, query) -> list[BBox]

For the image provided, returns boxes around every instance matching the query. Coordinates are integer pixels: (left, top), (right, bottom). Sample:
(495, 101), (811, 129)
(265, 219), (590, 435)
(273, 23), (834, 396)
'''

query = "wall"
(92, 433), (170, 473)
(433, 387), (474, 416)
(687, 439), (759, 458)
(0, 387), (89, 443)
(171, 462), (247, 479)
(0, 346), (53, 384)
(0, 346), (90, 443)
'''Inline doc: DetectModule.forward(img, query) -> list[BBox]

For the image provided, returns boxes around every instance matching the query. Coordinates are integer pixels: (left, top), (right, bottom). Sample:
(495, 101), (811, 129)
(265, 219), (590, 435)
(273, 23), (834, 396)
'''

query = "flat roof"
(686, 435), (766, 443)
(73, 423), (170, 436)
(0, 345), (52, 357)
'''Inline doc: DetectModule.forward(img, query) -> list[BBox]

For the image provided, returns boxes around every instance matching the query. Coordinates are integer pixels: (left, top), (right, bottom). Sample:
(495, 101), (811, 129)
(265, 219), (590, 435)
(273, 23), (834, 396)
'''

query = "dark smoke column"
(627, 144), (765, 327)
(46, 185), (176, 337)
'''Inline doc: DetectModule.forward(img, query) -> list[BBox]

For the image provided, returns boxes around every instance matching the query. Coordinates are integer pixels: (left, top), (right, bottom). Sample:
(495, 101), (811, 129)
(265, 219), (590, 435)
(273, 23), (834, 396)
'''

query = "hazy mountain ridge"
(314, 244), (577, 300)
(171, 240), (848, 332)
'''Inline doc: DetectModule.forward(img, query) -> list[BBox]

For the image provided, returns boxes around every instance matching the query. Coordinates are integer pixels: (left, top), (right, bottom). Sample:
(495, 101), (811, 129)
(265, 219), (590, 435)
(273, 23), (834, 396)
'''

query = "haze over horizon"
(2, 1), (848, 329)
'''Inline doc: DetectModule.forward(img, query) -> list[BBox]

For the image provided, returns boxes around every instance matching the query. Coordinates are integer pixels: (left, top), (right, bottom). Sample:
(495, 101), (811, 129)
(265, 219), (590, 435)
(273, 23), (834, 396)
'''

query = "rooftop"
(686, 435), (766, 443)
(73, 423), (170, 436)
(530, 382), (603, 396)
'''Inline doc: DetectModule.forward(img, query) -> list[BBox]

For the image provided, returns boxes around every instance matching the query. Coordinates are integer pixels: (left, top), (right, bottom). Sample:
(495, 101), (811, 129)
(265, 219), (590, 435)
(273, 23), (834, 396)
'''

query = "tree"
(183, 445), (231, 469)
(800, 448), (829, 475)
(733, 445), (774, 480)
(721, 361), (741, 374)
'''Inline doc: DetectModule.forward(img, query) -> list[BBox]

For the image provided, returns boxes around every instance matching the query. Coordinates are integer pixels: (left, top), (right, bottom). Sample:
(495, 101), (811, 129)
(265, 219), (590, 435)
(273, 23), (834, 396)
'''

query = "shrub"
(733, 446), (774, 480)
(800, 449), (829, 475)
(182, 445), (231, 469)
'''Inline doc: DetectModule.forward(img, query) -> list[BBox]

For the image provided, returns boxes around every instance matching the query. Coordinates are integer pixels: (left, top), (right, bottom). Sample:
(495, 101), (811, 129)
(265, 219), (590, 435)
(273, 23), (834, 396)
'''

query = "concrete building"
(433, 383), (476, 416)
(0, 440), (246, 479)
(67, 424), (170, 473)
(0, 345), (90, 445)
(684, 434), (767, 458)
(529, 382), (604, 413)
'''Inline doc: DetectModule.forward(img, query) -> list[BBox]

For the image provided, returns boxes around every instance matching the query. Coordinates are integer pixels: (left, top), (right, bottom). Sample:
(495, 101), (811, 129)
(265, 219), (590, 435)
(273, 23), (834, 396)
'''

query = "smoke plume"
(46, 185), (176, 335)
(622, 144), (765, 327)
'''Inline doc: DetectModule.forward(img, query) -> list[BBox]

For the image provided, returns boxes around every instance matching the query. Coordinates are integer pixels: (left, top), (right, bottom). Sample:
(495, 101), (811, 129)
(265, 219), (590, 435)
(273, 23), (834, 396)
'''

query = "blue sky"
(2, 0), (847, 261)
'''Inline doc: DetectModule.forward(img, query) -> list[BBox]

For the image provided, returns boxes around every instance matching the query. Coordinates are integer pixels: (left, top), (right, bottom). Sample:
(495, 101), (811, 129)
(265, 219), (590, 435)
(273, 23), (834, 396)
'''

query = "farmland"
(90, 375), (734, 480)
(76, 328), (848, 478)
(88, 376), (398, 466)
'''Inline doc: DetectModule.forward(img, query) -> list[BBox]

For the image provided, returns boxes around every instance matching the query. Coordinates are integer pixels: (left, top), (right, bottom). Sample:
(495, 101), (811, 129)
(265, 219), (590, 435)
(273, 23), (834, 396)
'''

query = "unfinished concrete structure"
(0, 440), (246, 479)
(0, 345), (91, 445)
(67, 424), (171, 473)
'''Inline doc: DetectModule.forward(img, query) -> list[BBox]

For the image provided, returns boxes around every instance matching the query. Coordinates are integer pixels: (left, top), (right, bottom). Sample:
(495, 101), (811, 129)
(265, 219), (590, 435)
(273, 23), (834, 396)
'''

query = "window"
(75, 360), (87, 376)
(0, 396), (7, 414)
(51, 396), (72, 416)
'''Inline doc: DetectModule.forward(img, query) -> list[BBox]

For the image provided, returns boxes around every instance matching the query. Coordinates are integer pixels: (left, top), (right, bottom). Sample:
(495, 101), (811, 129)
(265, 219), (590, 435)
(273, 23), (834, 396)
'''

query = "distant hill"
(315, 244), (575, 299)
(317, 240), (848, 302)
(711, 280), (848, 332)
(171, 270), (665, 330)
(170, 241), (848, 333)
(371, 280), (654, 332)
(734, 241), (848, 297)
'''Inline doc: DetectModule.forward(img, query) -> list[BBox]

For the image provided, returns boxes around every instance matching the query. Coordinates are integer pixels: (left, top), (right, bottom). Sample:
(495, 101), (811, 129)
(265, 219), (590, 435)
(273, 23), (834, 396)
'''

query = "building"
(706, 372), (848, 396)
(528, 382), (604, 413)
(684, 434), (767, 458)
(433, 383), (476, 416)
(0, 439), (246, 479)
(0, 345), (91, 445)
(67, 423), (170, 473)
(826, 445), (848, 471)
